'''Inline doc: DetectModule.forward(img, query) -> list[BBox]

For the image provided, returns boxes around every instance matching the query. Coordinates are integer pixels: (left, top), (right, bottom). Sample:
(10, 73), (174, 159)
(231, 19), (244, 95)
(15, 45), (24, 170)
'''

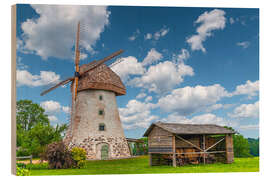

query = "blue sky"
(16, 4), (259, 138)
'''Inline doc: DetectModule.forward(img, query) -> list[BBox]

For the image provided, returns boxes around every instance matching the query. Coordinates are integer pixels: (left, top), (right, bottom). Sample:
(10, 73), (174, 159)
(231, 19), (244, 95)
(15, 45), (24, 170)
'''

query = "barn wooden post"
(172, 135), (176, 167)
(149, 153), (152, 166)
(225, 134), (234, 163)
(203, 135), (206, 164)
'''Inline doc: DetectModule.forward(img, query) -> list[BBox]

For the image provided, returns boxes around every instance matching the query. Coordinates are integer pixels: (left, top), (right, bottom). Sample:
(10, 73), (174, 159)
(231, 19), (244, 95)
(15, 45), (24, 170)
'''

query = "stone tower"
(64, 62), (131, 160)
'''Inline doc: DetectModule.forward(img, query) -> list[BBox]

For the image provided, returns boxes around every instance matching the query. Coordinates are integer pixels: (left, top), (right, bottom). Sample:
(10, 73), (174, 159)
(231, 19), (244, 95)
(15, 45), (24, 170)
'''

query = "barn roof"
(77, 62), (126, 96)
(143, 122), (235, 136)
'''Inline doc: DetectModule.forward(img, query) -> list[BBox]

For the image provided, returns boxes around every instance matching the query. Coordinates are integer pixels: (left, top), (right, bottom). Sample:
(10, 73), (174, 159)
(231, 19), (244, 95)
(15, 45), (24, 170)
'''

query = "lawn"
(29, 156), (259, 176)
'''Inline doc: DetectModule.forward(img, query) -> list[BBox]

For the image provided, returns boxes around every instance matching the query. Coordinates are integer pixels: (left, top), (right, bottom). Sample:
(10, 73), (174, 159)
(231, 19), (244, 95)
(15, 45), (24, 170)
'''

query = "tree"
(16, 100), (49, 131)
(248, 138), (259, 156)
(224, 126), (252, 157)
(16, 100), (68, 157)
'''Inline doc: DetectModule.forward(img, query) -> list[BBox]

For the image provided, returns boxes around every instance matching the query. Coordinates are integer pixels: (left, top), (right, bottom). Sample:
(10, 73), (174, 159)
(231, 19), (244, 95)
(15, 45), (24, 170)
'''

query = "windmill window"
(99, 123), (105, 131)
(99, 110), (104, 115)
(99, 95), (103, 101)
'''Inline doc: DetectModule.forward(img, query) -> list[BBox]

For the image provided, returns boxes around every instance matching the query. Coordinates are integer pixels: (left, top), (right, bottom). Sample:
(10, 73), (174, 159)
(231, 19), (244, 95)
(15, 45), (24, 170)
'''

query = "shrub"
(16, 166), (30, 176)
(26, 162), (48, 170)
(44, 141), (75, 169)
(71, 147), (87, 168)
(16, 163), (26, 169)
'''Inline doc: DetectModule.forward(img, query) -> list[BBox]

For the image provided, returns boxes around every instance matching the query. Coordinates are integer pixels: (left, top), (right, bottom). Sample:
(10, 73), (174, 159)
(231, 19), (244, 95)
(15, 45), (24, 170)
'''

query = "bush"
(26, 162), (48, 170)
(44, 141), (75, 169)
(16, 166), (30, 176)
(71, 147), (87, 168)
(16, 163), (26, 169)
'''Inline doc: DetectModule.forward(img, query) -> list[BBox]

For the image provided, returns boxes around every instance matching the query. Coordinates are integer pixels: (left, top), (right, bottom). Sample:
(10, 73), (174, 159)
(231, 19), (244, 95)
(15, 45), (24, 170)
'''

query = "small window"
(99, 109), (104, 115)
(99, 123), (105, 131)
(99, 95), (103, 101)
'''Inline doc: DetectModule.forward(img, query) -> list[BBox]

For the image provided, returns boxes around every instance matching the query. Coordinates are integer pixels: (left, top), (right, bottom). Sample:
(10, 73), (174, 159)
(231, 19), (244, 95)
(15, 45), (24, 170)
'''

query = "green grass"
(29, 156), (259, 176)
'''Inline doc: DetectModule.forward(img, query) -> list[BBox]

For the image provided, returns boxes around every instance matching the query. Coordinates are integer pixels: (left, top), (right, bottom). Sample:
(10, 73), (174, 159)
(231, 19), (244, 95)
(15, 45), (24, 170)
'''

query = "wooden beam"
(175, 151), (226, 155)
(149, 153), (152, 166)
(172, 135), (176, 167)
(205, 137), (225, 152)
(203, 135), (206, 164)
(225, 134), (234, 163)
(175, 135), (203, 151)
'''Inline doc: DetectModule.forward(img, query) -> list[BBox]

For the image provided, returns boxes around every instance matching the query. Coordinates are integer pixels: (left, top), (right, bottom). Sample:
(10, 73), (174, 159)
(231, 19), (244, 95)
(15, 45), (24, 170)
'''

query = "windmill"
(41, 22), (131, 160)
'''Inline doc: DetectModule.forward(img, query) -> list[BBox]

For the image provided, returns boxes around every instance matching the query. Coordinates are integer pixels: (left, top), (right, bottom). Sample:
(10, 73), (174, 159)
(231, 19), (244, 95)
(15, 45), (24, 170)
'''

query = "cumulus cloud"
(239, 124), (259, 130)
(40, 100), (62, 114)
(229, 17), (235, 24)
(157, 84), (230, 116)
(236, 41), (250, 49)
(136, 92), (147, 99)
(145, 27), (169, 41)
(20, 5), (110, 60)
(142, 48), (163, 66)
(228, 101), (259, 119)
(145, 96), (153, 102)
(232, 80), (259, 98)
(62, 106), (71, 114)
(173, 49), (190, 63)
(129, 61), (194, 94)
(48, 115), (58, 122)
(40, 100), (70, 122)
(161, 113), (227, 126)
(16, 70), (61, 87)
(128, 29), (140, 41)
(119, 99), (158, 129)
(111, 56), (145, 82)
(187, 9), (226, 52)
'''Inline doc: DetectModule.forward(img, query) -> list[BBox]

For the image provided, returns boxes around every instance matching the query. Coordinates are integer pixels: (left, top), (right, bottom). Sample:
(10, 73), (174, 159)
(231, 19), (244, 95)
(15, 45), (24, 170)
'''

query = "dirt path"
(17, 159), (47, 164)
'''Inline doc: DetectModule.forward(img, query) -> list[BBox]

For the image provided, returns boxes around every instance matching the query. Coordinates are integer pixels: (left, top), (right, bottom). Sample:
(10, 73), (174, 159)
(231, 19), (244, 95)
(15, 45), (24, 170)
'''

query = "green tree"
(248, 138), (259, 156)
(224, 126), (252, 157)
(16, 100), (68, 157)
(16, 100), (49, 131)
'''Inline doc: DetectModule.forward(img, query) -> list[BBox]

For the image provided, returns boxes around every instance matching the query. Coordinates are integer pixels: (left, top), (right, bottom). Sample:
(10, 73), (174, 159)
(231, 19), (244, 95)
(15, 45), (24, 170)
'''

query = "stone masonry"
(64, 89), (131, 160)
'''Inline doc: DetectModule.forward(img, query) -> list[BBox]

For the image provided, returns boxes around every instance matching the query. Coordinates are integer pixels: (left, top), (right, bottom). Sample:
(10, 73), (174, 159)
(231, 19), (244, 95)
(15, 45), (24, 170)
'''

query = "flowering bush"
(71, 147), (87, 168)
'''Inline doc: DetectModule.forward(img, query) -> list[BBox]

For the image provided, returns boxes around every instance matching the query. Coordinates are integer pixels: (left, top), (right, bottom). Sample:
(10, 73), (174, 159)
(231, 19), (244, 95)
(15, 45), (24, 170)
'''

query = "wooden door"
(101, 144), (109, 160)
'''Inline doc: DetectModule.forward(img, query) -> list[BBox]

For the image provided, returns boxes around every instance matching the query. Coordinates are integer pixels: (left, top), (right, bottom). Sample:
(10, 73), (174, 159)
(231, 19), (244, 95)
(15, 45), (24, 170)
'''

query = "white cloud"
(48, 115), (58, 122)
(205, 104), (223, 112)
(239, 124), (259, 131)
(129, 61), (194, 94)
(40, 100), (62, 114)
(145, 96), (153, 102)
(145, 27), (169, 41)
(20, 5), (110, 59)
(187, 9), (226, 52)
(142, 48), (163, 66)
(228, 101), (259, 119)
(62, 106), (71, 114)
(128, 29), (140, 41)
(236, 41), (250, 49)
(40, 100), (70, 123)
(157, 84), (230, 116)
(161, 113), (227, 126)
(119, 99), (158, 129)
(136, 92), (147, 99)
(173, 49), (190, 63)
(111, 56), (145, 82)
(16, 56), (28, 70)
(229, 17), (235, 24)
(233, 80), (259, 98)
(16, 70), (61, 87)
(145, 33), (152, 40)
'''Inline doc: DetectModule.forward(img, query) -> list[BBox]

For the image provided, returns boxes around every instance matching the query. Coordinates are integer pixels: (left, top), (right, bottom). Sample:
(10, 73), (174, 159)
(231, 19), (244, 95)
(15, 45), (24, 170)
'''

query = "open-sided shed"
(143, 122), (235, 167)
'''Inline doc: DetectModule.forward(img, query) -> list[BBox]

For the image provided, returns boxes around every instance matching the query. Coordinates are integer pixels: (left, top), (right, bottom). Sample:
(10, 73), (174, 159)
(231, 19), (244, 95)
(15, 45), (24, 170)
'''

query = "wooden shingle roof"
(77, 62), (126, 96)
(143, 122), (235, 136)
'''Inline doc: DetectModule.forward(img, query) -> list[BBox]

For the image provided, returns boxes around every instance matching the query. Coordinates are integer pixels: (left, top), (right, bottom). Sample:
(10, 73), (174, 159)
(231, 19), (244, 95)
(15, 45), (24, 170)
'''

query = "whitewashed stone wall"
(64, 89), (131, 160)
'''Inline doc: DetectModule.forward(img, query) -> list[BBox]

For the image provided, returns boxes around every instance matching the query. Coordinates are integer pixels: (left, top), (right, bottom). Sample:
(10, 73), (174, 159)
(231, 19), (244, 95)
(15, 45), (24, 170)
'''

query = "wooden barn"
(143, 122), (235, 167)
